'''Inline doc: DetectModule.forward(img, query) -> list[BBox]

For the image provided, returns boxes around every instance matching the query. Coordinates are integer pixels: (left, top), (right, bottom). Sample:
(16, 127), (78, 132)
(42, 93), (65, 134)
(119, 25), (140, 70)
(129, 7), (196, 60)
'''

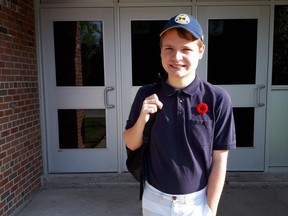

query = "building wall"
(0, 0), (43, 215)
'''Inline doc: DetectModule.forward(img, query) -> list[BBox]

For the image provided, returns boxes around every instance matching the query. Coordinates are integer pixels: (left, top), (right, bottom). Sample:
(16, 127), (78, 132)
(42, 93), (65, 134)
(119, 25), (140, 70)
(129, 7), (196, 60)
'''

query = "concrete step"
(42, 172), (288, 188)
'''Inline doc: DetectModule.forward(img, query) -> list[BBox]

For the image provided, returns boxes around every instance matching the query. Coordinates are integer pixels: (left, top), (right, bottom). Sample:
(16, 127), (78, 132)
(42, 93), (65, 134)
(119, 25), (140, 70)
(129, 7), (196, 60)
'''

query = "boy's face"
(160, 28), (204, 84)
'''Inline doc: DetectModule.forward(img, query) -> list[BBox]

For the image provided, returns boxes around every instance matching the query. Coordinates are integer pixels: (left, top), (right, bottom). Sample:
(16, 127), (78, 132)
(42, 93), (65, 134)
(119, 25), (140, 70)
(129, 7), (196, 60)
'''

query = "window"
(131, 20), (167, 86)
(208, 19), (257, 85)
(54, 21), (104, 86)
(273, 5), (288, 85)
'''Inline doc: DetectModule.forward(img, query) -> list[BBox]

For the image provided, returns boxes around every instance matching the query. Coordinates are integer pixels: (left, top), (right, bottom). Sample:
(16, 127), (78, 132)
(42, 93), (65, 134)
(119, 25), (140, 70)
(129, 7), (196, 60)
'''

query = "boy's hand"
(141, 94), (163, 122)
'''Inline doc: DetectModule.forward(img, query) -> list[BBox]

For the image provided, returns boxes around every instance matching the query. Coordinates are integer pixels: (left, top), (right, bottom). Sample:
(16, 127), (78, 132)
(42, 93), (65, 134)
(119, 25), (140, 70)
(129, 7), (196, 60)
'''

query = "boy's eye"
(183, 48), (193, 52)
(164, 47), (174, 53)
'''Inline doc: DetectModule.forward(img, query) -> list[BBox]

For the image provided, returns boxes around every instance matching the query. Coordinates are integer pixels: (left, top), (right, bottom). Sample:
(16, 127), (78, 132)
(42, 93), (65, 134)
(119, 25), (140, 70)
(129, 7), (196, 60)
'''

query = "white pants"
(142, 182), (214, 216)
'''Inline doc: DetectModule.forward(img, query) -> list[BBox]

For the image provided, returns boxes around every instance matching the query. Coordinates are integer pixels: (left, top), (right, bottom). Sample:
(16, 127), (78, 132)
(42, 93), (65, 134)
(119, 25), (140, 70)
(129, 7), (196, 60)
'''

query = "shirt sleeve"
(213, 89), (236, 150)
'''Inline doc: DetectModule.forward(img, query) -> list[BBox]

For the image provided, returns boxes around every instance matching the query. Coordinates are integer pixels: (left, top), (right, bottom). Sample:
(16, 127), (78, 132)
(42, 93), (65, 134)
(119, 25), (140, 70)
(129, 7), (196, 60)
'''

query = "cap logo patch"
(175, 14), (190, 25)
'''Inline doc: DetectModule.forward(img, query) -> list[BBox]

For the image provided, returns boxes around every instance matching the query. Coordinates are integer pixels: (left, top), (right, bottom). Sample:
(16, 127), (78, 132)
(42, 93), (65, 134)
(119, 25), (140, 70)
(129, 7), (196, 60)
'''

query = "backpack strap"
(139, 113), (156, 200)
(139, 82), (161, 200)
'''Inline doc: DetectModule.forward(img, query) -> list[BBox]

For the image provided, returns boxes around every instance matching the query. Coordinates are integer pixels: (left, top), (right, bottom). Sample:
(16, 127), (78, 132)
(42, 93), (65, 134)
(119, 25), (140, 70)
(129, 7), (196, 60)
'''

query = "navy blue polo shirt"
(125, 75), (236, 195)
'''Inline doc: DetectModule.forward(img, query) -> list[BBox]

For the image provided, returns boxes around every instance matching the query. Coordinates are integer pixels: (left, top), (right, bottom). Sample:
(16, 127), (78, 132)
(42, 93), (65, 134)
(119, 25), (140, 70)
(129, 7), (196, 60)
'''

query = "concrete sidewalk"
(13, 173), (288, 216)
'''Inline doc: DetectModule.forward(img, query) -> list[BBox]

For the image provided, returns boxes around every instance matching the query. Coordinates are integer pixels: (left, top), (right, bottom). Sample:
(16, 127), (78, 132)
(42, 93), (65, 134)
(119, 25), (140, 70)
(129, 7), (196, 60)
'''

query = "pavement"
(13, 173), (288, 216)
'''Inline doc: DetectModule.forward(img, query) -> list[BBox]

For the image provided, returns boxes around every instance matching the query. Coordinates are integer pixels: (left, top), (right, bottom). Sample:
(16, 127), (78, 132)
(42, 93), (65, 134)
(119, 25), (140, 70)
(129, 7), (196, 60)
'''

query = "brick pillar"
(0, 0), (43, 215)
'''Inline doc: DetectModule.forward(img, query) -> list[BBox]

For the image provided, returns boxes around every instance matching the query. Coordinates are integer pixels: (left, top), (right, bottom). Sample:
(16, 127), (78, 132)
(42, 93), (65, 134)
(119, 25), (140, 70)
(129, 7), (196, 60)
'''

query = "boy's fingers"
(149, 94), (163, 109)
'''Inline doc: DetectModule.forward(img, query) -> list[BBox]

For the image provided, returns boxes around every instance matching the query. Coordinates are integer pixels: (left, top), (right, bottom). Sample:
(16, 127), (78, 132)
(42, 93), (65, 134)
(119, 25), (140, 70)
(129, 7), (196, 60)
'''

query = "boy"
(123, 14), (236, 216)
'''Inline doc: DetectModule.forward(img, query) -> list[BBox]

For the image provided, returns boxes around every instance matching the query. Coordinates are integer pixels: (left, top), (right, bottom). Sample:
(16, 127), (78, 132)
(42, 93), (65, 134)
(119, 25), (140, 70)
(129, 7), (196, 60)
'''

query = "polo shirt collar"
(161, 74), (200, 96)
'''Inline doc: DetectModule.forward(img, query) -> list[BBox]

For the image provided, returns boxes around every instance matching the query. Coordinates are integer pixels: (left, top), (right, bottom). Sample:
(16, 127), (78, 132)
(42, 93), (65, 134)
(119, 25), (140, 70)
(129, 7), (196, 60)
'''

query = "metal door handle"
(104, 87), (115, 109)
(256, 85), (265, 107)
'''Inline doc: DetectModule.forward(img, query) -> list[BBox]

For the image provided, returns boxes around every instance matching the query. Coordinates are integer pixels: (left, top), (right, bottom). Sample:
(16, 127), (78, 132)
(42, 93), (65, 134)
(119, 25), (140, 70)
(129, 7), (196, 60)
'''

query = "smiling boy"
(123, 14), (236, 216)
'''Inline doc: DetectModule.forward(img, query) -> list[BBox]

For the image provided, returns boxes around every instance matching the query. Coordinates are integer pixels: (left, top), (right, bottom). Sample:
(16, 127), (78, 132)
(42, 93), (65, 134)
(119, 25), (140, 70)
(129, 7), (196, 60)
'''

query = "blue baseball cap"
(160, 14), (204, 41)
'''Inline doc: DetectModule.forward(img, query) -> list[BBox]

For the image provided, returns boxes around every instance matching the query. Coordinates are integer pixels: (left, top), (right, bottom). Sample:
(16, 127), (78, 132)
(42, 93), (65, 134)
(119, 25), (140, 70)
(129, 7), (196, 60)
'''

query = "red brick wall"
(0, 0), (43, 215)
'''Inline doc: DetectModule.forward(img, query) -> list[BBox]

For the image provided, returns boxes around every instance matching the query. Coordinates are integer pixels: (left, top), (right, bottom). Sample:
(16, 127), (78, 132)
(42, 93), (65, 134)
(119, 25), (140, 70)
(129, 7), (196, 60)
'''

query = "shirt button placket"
(178, 100), (182, 115)
(177, 92), (184, 116)
(177, 92), (184, 134)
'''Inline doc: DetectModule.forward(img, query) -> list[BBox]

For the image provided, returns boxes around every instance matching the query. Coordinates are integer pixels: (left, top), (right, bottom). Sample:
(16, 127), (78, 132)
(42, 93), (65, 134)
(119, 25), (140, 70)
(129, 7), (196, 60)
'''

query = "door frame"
(197, 6), (269, 170)
(38, 4), (271, 173)
(40, 7), (118, 173)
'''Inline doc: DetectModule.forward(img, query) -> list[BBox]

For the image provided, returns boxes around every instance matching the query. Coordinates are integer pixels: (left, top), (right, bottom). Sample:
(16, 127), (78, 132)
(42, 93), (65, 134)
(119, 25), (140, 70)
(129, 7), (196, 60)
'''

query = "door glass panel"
(272, 5), (288, 85)
(233, 108), (254, 147)
(54, 21), (104, 86)
(131, 20), (167, 86)
(58, 109), (106, 149)
(207, 19), (257, 85)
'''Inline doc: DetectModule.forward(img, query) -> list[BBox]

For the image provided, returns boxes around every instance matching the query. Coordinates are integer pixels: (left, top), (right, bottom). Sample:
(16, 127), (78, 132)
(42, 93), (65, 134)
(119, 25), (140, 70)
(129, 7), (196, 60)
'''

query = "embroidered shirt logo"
(175, 14), (190, 25)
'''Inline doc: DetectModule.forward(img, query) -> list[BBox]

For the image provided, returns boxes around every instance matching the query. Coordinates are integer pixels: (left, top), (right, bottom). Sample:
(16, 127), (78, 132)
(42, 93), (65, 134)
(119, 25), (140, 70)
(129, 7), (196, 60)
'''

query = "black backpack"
(126, 83), (160, 199)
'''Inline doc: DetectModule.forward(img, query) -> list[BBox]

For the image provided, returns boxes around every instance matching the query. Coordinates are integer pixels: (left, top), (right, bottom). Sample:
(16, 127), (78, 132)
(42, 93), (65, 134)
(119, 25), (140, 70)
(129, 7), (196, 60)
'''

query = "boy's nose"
(174, 51), (183, 61)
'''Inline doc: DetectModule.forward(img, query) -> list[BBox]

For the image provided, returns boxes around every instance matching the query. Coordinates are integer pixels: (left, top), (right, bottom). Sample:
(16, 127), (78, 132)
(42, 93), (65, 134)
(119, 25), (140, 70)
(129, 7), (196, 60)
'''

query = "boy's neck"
(167, 73), (196, 89)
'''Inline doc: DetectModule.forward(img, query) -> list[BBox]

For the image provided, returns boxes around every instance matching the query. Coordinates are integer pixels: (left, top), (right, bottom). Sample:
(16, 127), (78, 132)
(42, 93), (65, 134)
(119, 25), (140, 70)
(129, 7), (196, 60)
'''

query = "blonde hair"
(160, 28), (204, 48)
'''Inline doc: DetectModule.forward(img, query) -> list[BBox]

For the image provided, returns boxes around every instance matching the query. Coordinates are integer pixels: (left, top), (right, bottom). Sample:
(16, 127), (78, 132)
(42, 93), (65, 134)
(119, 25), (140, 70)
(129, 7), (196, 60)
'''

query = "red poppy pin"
(196, 103), (208, 115)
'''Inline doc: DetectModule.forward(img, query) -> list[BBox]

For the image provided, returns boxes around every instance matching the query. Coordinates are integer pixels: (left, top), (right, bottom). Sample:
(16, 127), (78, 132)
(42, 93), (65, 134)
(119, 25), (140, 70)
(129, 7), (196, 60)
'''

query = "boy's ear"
(199, 45), (205, 59)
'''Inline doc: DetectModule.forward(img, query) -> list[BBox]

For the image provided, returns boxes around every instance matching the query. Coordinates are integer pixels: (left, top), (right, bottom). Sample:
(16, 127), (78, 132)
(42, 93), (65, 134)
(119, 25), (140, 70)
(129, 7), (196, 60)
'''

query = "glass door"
(120, 7), (192, 170)
(197, 6), (269, 170)
(41, 8), (117, 172)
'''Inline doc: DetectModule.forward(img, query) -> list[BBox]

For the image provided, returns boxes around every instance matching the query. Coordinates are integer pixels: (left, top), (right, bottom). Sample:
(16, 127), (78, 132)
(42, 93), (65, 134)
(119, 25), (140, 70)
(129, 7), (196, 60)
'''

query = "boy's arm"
(123, 114), (147, 151)
(123, 94), (163, 151)
(206, 150), (229, 215)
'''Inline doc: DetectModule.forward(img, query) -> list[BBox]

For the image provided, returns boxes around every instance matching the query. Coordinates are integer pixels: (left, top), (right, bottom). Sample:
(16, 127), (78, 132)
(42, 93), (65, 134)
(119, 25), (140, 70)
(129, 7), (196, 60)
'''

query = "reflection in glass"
(208, 19), (257, 85)
(233, 108), (254, 147)
(58, 109), (106, 149)
(131, 21), (167, 86)
(273, 5), (288, 85)
(54, 21), (104, 86)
